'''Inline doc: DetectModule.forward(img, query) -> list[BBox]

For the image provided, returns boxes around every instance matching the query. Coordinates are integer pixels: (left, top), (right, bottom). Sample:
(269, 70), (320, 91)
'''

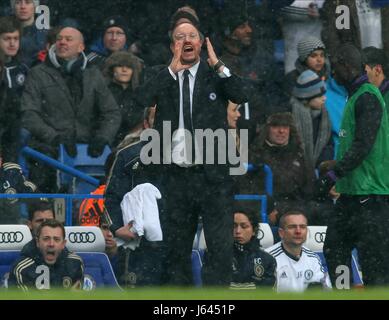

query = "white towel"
(116, 183), (162, 250)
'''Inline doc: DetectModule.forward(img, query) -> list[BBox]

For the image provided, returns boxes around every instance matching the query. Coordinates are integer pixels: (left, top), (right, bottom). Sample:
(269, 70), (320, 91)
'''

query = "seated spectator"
(21, 26), (121, 193)
(99, 219), (120, 278)
(219, 4), (290, 134)
(87, 15), (143, 72)
(237, 112), (315, 221)
(0, 160), (37, 224)
(231, 207), (276, 289)
(11, 0), (49, 67)
(26, 199), (55, 237)
(265, 210), (331, 292)
(284, 36), (330, 96)
(291, 69), (333, 171)
(103, 51), (144, 147)
(8, 219), (84, 291)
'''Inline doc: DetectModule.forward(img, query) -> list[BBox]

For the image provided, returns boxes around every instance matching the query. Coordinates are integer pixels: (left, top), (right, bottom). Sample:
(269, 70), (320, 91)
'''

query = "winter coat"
(238, 121), (315, 202)
(21, 45), (121, 155)
(231, 238), (276, 289)
(107, 82), (143, 147)
(3, 58), (29, 95)
(0, 80), (20, 162)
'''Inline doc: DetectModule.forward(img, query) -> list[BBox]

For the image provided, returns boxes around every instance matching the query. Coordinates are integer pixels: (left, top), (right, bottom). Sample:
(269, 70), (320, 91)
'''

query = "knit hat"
(102, 15), (130, 40)
(293, 70), (326, 100)
(266, 112), (294, 127)
(298, 36), (325, 62)
(10, 0), (39, 9)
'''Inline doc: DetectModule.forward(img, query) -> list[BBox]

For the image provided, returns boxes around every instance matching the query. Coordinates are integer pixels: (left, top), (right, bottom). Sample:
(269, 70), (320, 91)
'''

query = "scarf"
(290, 96), (331, 170)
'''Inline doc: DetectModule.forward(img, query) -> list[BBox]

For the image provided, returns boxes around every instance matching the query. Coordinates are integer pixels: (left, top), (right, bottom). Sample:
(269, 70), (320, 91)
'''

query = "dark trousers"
(324, 194), (389, 287)
(163, 166), (234, 286)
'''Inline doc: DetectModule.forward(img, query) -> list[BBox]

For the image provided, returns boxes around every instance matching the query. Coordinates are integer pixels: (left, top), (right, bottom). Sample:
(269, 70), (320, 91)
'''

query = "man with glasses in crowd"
(87, 15), (140, 70)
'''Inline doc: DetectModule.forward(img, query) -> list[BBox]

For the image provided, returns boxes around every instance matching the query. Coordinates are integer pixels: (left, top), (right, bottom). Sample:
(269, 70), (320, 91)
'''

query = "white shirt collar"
(178, 61), (200, 79)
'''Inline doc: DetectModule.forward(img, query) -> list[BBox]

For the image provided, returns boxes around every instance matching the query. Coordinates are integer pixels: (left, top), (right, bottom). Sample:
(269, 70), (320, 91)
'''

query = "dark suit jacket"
(135, 60), (250, 182)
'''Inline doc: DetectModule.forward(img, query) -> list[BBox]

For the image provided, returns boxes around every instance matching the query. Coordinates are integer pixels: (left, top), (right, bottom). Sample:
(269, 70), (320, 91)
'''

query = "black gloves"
(87, 138), (107, 158)
(64, 139), (77, 158)
(53, 135), (77, 158)
(315, 170), (337, 198)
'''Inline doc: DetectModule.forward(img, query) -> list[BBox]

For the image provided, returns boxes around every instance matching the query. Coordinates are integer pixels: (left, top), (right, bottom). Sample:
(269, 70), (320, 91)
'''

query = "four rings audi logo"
(0, 231), (24, 243)
(314, 232), (326, 243)
(68, 232), (96, 243)
(257, 229), (264, 240)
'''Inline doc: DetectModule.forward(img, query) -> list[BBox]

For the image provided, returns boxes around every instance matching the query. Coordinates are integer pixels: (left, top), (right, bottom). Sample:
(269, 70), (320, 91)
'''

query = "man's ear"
(278, 227), (284, 240)
(78, 42), (85, 53)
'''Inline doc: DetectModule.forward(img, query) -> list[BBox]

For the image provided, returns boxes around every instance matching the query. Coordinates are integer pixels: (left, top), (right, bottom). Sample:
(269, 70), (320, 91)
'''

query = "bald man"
(21, 26), (121, 193)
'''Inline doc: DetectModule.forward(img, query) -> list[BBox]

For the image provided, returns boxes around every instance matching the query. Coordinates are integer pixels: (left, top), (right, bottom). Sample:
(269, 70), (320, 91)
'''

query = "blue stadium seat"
(64, 226), (121, 289)
(192, 224), (206, 287)
(58, 143), (111, 193)
(191, 249), (204, 287)
(258, 223), (274, 249)
(0, 250), (20, 288)
(78, 252), (121, 290)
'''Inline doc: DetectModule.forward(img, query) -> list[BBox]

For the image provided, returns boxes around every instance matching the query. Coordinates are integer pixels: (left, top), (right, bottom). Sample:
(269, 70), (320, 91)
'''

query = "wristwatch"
(213, 59), (225, 72)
